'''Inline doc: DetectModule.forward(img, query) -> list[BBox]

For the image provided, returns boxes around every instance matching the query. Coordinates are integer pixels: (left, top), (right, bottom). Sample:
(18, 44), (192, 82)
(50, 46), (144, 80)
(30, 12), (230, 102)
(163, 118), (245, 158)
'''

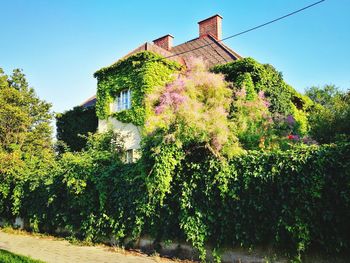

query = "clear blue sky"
(0, 0), (349, 113)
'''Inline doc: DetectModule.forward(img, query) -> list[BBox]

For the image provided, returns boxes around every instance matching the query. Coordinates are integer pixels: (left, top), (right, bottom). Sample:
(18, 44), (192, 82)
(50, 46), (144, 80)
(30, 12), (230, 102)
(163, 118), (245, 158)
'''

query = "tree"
(306, 84), (341, 106)
(0, 68), (53, 154)
(307, 85), (350, 143)
(0, 67), (54, 220)
(56, 106), (98, 152)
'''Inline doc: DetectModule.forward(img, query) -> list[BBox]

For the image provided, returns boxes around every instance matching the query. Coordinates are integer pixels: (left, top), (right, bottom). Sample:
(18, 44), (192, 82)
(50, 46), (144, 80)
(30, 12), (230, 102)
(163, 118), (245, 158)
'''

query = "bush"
(56, 106), (98, 152)
(148, 142), (350, 260)
(211, 57), (307, 116)
(23, 131), (146, 241)
(307, 86), (350, 143)
(15, 132), (350, 261)
(211, 58), (314, 151)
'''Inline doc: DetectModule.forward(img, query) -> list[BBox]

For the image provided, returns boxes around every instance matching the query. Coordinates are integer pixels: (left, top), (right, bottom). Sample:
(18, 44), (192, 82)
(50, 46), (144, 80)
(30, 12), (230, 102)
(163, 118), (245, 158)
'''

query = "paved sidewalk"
(0, 231), (162, 263)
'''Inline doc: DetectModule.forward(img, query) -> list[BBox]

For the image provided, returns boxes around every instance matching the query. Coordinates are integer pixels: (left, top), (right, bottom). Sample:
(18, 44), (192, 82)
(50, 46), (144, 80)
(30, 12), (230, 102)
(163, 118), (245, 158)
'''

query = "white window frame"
(111, 89), (131, 112)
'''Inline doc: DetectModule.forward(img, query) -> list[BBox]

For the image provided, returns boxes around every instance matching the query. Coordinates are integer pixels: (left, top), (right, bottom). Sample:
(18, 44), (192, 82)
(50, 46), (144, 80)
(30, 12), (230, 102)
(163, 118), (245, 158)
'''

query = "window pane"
(127, 89), (131, 109)
(113, 89), (132, 112)
(121, 95), (123, 111)
(122, 90), (127, 109)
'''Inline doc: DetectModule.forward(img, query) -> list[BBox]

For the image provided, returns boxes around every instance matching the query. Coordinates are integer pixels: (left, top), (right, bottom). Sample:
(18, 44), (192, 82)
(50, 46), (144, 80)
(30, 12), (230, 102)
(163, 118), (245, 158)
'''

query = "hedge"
(3, 139), (350, 261)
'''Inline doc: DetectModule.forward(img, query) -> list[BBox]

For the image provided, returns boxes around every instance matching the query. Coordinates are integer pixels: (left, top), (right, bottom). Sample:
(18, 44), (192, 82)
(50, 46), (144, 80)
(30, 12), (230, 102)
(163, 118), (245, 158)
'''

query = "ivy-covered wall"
(94, 51), (182, 126)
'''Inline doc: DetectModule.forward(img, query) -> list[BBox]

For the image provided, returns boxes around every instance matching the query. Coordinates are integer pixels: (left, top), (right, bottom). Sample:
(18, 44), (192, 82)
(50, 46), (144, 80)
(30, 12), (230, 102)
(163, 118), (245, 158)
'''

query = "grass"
(0, 249), (45, 263)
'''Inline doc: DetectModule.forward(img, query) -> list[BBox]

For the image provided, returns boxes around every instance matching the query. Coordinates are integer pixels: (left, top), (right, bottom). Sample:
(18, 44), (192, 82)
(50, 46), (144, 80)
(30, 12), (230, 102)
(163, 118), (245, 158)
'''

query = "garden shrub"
(56, 105), (98, 152)
(307, 85), (350, 143)
(151, 142), (350, 261)
(144, 56), (241, 158)
(16, 133), (350, 262)
(211, 57), (297, 115)
(23, 131), (146, 242)
(212, 58), (313, 132)
(212, 58), (316, 150)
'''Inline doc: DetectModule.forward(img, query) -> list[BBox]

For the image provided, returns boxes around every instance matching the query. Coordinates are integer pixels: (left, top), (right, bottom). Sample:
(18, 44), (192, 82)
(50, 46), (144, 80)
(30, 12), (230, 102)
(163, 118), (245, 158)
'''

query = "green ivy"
(94, 51), (182, 126)
(4, 129), (350, 262)
(211, 57), (312, 116)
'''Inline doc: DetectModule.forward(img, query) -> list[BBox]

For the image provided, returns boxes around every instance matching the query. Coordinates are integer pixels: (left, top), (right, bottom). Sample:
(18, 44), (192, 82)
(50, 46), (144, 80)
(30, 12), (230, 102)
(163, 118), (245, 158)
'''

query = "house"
(87, 14), (241, 162)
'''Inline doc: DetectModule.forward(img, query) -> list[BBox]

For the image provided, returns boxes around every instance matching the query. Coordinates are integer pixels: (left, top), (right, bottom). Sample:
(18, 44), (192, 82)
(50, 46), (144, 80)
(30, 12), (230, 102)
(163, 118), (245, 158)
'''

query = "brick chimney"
(153, 34), (174, 51)
(198, 14), (222, 40)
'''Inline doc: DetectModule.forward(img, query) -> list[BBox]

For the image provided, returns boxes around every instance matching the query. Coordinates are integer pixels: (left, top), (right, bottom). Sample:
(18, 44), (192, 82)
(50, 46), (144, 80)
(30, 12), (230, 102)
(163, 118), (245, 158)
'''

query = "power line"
(153, 0), (326, 61)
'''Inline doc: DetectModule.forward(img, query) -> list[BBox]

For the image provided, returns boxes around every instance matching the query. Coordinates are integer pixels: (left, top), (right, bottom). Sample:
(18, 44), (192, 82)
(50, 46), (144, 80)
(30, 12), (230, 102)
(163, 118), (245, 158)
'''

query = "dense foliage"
(211, 58), (316, 150)
(56, 105), (98, 152)
(212, 57), (313, 117)
(306, 84), (341, 106)
(0, 68), (54, 221)
(94, 52), (182, 125)
(21, 131), (146, 241)
(1, 59), (350, 263)
(0, 68), (53, 153)
(6, 132), (350, 262)
(306, 85), (350, 143)
(145, 57), (241, 158)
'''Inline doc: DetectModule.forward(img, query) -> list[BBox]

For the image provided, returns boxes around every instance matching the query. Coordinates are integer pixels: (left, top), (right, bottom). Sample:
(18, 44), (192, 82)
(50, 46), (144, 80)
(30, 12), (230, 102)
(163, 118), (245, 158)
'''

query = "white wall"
(98, 118), (142, 151)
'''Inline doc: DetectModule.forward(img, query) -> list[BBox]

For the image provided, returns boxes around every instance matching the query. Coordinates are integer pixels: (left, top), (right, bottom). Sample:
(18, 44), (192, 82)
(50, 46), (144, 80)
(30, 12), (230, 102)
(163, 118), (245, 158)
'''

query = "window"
(111, 89), (131, 112)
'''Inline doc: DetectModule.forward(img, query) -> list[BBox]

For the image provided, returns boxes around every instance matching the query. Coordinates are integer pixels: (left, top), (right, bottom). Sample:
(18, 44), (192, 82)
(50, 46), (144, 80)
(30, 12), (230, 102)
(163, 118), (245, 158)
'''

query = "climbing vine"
(94, 52), (182, 126)
(211, 57), (313, 116)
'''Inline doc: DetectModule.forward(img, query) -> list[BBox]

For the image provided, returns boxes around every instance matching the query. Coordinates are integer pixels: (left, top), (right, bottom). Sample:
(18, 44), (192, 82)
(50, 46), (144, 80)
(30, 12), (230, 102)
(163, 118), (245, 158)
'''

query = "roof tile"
(87, 34), (242, 106)
(171, 35), (240, 68)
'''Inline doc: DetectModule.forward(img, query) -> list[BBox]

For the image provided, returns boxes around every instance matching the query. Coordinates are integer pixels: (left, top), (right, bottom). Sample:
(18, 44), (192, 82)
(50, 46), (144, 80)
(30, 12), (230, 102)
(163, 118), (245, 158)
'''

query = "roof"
(120, 34), (240, 68)
(85, 31), (241, 106)
(80, 95), (96, 108)
(120, 42), (182, 63)
(171, 34), (241, 68)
